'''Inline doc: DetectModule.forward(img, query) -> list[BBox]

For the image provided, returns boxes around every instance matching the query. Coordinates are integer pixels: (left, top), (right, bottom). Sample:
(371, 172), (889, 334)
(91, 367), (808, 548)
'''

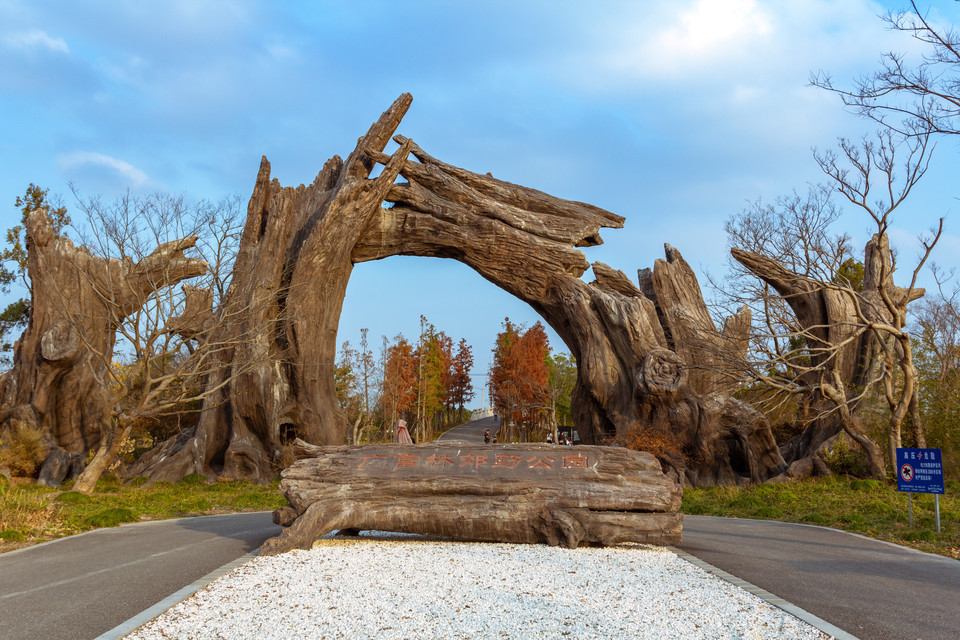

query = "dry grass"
(0, 420), (49, 477)
(0, 478), (61, 549)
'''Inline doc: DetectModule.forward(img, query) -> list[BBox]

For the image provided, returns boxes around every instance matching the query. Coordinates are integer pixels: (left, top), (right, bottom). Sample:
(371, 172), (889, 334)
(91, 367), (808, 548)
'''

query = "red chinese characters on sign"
(356, 450), (590, 472)
(425, 454), (457, 467)
(562, 454), (588, 469)
(459, 454), (490, 468)
(358, 454), (390, 467)
(493, 454), (522, 469)
(526, 455), (557, 469)
(394, 454), (421, 468)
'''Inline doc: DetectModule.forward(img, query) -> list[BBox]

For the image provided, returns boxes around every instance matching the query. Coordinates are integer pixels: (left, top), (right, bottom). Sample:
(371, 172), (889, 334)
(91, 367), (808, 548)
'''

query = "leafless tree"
(711, 184), (853, 366)
(811, 0), (960, 138)
(42, 191), (278, 493)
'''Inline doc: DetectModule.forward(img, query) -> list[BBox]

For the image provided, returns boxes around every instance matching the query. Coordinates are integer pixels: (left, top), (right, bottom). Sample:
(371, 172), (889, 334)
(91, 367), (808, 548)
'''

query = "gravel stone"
(125, 532), (831, 640)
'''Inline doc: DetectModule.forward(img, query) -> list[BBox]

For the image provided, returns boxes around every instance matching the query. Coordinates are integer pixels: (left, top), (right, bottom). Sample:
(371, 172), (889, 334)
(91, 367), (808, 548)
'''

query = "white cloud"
(551, 0), (896, 93)
(58, 151), (152, 188)
(3, 29), (69, 53)
(644, 0), (773, 75)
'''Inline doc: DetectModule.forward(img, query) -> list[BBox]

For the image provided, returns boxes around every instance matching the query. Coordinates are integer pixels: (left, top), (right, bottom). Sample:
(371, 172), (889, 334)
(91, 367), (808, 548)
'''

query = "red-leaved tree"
(490, 319), (550, 442)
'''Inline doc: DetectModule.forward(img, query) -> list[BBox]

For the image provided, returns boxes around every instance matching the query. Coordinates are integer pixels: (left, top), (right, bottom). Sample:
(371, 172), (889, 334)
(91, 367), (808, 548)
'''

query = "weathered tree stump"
(0, 210), (205, 475)
(732, 233), (921, 478)
(126, 96), (414, 484)
(260, 441), (683, 555)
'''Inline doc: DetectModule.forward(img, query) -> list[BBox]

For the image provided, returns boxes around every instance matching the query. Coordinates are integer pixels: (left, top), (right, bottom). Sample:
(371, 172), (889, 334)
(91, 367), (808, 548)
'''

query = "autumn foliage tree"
(337, 319), (475, 444)
(381, 334), (416, 437)
(448, 338), (475, 414)
(490, 319), (550, 442)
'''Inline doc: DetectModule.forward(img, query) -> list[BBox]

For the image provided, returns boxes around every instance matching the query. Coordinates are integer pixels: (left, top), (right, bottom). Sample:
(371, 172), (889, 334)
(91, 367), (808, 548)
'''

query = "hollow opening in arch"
(337, 255), (576, 444)
(279, 423), (299, 445)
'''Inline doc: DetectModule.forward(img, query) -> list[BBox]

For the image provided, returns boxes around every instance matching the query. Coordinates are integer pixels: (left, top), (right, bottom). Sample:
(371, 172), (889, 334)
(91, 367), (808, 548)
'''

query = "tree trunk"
(73, 421), (134, 494)
(127, 95), (414, 483)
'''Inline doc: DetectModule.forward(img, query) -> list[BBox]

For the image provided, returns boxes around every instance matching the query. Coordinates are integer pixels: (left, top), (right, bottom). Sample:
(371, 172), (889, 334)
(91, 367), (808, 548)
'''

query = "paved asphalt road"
(437, 415), (500, 443)
(0, 512), (281, 640)
(679, 515), (960, 640)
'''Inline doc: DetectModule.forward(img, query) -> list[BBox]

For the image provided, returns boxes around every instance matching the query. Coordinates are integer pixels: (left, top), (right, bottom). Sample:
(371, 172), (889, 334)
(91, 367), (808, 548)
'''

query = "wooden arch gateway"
(123, 93), (787, 487)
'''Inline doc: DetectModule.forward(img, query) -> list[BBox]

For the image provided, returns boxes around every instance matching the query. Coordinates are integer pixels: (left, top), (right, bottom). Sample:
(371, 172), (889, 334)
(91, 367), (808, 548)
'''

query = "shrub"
(274, 444), (297, 472)
(612, 420), (689, 462)
(822, 435), (870, 477)
(0, 420), (49, 477)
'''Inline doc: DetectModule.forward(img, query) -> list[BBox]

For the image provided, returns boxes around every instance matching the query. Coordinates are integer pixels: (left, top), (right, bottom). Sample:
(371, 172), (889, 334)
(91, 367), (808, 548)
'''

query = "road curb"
(93, 548), (261, 640)
(670, 546), (859, 640)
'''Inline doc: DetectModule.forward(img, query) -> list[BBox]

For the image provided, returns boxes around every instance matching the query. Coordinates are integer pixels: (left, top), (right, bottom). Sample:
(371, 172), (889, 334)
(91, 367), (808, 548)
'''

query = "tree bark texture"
(126, 93), (786, 487)
(0, 210), (205, 483)
(127, 95), (415, 483)
(260, 442), (683, 555)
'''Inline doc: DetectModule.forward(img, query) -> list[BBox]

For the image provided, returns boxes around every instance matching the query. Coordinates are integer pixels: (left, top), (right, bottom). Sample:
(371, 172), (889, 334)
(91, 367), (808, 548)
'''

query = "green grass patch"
(57, 491), (91, 504)
(1, 475), (286, 553)
(84, 508), (138, 528)
(683, 477), (960, 559)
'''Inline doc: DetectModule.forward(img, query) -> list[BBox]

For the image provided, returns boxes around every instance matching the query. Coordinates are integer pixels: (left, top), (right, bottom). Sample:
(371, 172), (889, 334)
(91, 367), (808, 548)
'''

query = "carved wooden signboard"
(261, 442), (683, 555)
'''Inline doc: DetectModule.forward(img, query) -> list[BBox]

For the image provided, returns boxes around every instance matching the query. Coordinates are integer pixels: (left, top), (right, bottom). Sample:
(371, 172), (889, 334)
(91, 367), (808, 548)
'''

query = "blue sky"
(2, 0), (960, 402)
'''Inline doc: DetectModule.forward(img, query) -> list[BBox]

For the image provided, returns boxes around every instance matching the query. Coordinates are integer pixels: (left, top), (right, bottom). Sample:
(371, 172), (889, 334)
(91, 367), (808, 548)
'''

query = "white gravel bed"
(125, 533), (830, 640)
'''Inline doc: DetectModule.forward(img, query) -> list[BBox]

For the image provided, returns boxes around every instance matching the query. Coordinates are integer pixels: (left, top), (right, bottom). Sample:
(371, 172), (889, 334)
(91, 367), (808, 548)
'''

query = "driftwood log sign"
(260, 442), (683, 555)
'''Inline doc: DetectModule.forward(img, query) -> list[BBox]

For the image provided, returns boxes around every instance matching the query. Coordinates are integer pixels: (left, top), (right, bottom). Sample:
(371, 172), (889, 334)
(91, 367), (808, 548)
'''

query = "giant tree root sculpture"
(118, 93), (785, 486)
(260, 441), (683, 555)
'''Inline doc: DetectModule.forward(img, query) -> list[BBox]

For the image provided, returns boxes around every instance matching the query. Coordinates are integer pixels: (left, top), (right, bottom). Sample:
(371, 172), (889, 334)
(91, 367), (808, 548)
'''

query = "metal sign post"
(935, 494), (941, 532)
(896, 448), (945, 533)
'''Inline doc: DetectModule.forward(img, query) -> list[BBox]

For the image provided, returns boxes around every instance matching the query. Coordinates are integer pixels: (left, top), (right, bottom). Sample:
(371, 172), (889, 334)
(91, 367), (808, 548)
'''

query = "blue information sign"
(896, 448), (944, 495)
